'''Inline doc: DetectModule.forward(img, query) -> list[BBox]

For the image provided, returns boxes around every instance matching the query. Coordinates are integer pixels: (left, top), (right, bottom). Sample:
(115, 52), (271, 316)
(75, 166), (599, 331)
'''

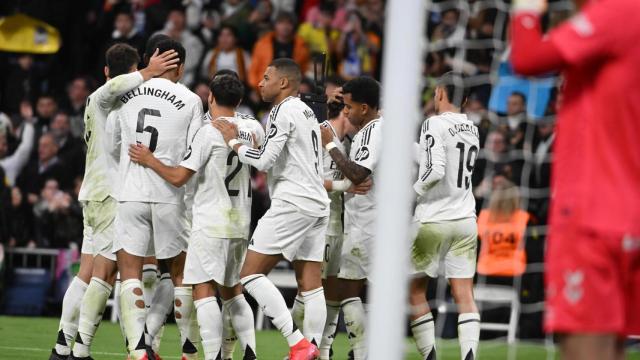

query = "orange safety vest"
(477, 209), (529, 277)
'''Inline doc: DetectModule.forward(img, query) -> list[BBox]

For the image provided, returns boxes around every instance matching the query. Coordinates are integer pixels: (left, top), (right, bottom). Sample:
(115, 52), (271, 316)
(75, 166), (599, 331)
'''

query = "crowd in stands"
(0, 0), (560, 328)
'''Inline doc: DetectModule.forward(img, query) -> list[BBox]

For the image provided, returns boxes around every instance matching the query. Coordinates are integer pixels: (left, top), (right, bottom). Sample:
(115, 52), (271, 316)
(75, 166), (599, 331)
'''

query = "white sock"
(141, 264), (159, 307)
(411, 312), (436, 359)
(225, 294), (256, 359)
(145, 274), (173, 344)
(73, 277), (113, 357)
(301, 288), (326, 347)
(291, 294), (305, 334)
(151, 273), (170, 353)
(54, 276), (88, 356)
(195, 297), (223, 360)
(120, 279), (148, 359)
(221, 299), (237, 359)
(341, 297), (367, 360)
(319, 300), (341, 360)
(458, 313), (480, 360)
(241, 274), (304, 347)
(175, 286), (200, 358)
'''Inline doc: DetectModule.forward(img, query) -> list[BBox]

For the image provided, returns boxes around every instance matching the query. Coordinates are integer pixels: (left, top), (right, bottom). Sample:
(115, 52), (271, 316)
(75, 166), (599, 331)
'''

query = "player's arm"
(213, 116), (289, 171)
(320, 124), (371, 185)
(104, 111), (121, 161)
(128, 144), (195, 187)
(413, 119), (446, 196)
(96, 49), (179, 111)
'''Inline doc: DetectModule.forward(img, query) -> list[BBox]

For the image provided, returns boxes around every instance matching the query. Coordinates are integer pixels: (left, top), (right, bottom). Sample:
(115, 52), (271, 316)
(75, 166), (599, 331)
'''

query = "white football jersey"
(237, 96), (329, 217)
(344, 118), (382, 237)
(78, 71), (145, 202)
(413, 112), (479, 222)
(181, 116), (265, 239)
(321, 120), (352, 236)
(111, 77), (204, 204)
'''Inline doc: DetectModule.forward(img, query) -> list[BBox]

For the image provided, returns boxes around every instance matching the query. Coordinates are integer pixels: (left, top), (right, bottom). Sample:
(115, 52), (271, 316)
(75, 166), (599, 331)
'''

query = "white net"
(418, 1), (575, 358)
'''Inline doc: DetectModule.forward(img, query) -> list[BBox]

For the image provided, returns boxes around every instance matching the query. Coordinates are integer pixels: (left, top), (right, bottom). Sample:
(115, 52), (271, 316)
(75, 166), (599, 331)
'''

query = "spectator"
(477, 177), (530, 278)
(248, 0), (274, 40)
(34, 94), (58, 134)
(109, 10), (146, 57)
(17, 133), (72, 204)
(220, 0), (254, 48)
(1, 54), (38, 116)
(200, 25), (251, 83)
(297, 1), (340, 71)
(248, 11), (310, 90)
(336, 10), (381, 79)
(7, 186), (34, 247)
(192, 81), (211, 113)
(32, 178), (83, 248)
(156, 8), (205, 87)
(473, 130), (511, 201)
(64, 77), (92, 138)
(505, 91), (528, 149)
(0, 103), (35, 186)
(50, 112), (85, 178)
(303, 0), (349, 31)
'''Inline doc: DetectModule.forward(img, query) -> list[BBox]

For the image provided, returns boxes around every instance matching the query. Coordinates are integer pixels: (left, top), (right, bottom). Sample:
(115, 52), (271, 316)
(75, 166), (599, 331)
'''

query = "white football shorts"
(183, 231), (247, 287)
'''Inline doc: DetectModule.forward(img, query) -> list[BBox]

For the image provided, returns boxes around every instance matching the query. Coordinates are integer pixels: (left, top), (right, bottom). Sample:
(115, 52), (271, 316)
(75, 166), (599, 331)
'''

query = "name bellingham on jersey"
(119, 86), (187, 110)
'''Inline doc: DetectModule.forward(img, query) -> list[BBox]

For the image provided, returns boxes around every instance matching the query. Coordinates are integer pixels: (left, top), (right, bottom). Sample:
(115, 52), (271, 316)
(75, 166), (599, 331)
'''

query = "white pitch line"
(0, 345), (182, 359)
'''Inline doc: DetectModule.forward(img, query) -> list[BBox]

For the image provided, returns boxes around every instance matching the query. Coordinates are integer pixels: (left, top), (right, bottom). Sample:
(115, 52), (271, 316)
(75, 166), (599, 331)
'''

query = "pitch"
(5, 316), (638, 360)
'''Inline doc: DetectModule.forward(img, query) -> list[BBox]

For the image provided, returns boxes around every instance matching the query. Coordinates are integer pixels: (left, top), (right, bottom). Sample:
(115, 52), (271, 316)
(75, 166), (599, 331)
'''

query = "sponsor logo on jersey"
(354, 146), (370, 161)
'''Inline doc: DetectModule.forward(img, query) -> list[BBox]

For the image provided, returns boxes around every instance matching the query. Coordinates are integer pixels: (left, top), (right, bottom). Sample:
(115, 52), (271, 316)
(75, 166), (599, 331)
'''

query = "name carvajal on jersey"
(119, 86), (186, 110)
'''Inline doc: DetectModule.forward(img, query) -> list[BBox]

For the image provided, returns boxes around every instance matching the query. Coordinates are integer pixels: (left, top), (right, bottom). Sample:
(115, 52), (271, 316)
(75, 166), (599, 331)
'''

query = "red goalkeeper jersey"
(512, 0), (640, 236)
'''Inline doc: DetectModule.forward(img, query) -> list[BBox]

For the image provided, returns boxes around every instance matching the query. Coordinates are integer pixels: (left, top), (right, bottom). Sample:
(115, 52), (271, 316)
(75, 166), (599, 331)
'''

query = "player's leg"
(145, 259), (174, 354)
(51, 253), (92, 359)
(559, 334), (619, 360)
(293, 260), (325, 348)
(219, 285), (256, 360)
(446, 218), (480, 360)
(141, 256), (166, 354)
(336, 231), (370, 360)
(319, 234), (343, 360)
(192, 282), (222, 360)
(408, 275), (436, 359)
(113, 202), (154, 360)
(73, 197), (120, 358)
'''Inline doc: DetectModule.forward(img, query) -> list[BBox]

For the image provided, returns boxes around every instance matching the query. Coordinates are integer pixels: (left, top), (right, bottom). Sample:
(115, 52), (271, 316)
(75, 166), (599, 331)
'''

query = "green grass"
(0, 316), (638, 359)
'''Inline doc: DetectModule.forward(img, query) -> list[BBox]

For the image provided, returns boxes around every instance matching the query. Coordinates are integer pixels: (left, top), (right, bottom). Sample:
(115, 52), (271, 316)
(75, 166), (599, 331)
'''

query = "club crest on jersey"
(354, 146), (370, 161)
(268, 124), (278, 139)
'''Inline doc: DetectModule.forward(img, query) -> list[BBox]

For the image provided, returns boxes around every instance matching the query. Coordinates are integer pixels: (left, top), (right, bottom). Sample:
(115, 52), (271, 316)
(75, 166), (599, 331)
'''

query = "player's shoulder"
(194, 123), (224, 144)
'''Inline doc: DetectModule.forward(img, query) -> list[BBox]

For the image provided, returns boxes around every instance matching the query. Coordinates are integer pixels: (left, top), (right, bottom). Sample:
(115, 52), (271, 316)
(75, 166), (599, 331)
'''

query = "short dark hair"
(209, 75), (244, 108)
(275, 11), (297, 26)
(106, 43), (140, 78)
(155, 39), (186, 65)
(509, 91), (527, 104)
(436, 71), (468, 108)
(269, 58), (302, 86)
(219, 24), (239, 39)
(342, 76), (380, 109)
(144, 34), (171, 64)
(213, 69), (239, 80)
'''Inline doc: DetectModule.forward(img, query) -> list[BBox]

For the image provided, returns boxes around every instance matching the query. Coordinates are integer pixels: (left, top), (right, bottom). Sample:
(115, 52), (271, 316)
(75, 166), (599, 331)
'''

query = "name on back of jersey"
(119, 86), (186, 110)
(447, 122), (479, 138)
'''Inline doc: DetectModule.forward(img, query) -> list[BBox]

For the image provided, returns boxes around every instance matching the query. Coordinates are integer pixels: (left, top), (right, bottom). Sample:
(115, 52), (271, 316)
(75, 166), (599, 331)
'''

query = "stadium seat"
(473, 283), (520, 344)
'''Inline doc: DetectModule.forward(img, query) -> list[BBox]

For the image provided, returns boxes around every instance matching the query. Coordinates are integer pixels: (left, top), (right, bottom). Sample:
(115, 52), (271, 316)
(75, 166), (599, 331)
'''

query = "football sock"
(145, 274), (173, 344)
(221, 298), (237, 359)
(195, 296), (222, 360)
(225, 294), (256, 359)
(141, 264), (159, 308)
(301, 287), (326, 347)
(175, 286), (200, 359)
(319, 300), (341, 360)
(241, 274), (304, 347)
(152, 273), (171, 353)
(411, 312), (436, 359)
(458, 313), (480, 360)
(341, 297), (367, 360)
(73, 277), (113, 357)
(291, 294), (305, 333)
(115, 278), (127, 350)
(54, 276), (88, 356)
(120, 279), (147, 359)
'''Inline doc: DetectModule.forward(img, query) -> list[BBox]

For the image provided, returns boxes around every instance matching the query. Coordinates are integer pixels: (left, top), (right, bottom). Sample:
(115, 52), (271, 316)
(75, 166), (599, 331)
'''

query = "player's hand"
(347, 177), (373, 195)
(20, 101), (33, 120)
(212, 118), (239, 144)
(141, 49), (180, 80)
(512, 0), (547, 14)
(320, 124), (334, 147)
(327, 87), (343, 104)
(128, 143), (153, 166)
